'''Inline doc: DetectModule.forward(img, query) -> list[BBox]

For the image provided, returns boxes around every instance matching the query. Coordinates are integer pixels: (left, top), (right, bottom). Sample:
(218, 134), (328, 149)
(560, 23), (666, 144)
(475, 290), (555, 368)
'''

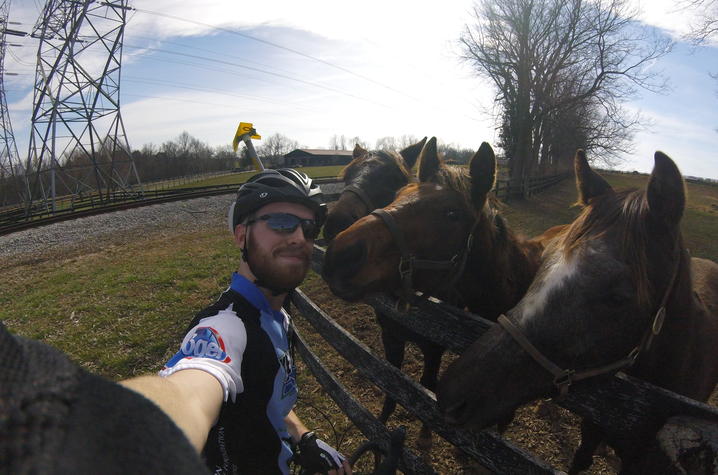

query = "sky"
(3, 0), (717, 179)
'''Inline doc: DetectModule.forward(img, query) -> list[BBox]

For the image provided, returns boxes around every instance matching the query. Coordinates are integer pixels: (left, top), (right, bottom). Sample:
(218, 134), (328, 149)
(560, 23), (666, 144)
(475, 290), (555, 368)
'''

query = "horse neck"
(457, 213), (542, 320)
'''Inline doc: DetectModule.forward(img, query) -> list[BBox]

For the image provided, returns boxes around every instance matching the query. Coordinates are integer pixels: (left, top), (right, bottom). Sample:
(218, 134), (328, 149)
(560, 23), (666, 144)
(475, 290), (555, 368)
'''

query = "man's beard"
(248, 243), (310, 295)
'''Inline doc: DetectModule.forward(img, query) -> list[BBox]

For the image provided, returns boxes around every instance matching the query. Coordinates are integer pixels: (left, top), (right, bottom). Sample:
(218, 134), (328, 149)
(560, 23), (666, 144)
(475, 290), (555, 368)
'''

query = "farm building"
(284, 149), (354, 167)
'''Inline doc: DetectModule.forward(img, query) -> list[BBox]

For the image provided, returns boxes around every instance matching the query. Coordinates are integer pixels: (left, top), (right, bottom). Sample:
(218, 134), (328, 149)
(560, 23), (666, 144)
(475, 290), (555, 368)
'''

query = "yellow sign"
(232, 122), (261, 151)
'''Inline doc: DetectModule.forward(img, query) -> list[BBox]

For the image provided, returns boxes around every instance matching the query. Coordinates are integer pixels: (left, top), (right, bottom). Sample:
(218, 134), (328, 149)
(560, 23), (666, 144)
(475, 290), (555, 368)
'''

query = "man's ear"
(234, 223), (247, 248)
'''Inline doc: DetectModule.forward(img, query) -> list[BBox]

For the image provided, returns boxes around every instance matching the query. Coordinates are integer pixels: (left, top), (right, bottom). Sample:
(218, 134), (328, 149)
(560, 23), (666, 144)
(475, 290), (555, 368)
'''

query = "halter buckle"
(553, 370), (575, 395)
(398, 256), (413, 279)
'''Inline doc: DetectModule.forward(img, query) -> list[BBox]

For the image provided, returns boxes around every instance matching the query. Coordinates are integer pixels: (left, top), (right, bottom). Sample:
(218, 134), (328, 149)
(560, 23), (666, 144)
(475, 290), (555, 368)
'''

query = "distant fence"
(495, 172), (570, 200)
(0, 170), (569, 236)
(0, 176), (339, 236)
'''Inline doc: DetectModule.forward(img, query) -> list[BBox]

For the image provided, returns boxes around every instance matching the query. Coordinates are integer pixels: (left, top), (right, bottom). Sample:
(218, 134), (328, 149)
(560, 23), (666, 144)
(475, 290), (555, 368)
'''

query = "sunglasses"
(247, 213), (320, 240)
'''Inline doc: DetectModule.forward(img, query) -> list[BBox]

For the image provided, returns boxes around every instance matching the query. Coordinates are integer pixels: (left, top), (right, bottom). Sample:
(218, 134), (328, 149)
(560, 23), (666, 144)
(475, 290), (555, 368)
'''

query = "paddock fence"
(286, 244), (718, 473)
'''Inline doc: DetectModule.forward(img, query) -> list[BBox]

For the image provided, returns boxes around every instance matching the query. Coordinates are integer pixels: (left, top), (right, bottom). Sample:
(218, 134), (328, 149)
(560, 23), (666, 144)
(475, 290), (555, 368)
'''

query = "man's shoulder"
(192, 289), (260, 328)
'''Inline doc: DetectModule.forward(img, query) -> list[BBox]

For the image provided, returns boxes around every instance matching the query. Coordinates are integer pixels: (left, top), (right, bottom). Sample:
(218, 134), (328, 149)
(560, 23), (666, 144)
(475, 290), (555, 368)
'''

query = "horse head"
(438, 149), (688, 430)
(322, 137), (497, 304)
(323, 138), (426, 241)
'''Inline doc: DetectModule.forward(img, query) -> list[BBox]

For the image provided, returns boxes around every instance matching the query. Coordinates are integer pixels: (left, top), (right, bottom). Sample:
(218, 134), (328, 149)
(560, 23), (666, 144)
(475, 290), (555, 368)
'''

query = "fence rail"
(0, 177), (341, 236)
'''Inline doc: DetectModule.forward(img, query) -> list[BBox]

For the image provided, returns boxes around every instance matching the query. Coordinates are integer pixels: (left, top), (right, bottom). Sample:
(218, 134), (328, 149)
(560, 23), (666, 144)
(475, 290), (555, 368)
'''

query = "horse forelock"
(561, 188), (653, 306)
(341, 150), (410, 183)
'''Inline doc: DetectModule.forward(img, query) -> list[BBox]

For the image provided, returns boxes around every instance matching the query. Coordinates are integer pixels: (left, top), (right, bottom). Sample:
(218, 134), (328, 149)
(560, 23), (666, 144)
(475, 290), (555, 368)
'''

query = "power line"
(125, 32), (305, 79)
(122, 8), (486, 125)
(129, 6), (423, 103)
(122, 43), (394, 109)
(121, 91), (327, 117)
(122, 76), (322, 114)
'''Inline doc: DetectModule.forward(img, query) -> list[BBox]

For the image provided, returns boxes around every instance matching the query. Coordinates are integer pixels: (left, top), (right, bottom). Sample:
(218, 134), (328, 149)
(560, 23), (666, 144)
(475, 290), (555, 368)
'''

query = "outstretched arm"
(120, 369), (223, 452)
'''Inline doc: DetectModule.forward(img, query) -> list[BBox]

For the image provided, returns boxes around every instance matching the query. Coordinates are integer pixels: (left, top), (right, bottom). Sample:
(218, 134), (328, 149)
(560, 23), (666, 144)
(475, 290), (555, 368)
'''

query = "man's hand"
(296, 431), (352, 475)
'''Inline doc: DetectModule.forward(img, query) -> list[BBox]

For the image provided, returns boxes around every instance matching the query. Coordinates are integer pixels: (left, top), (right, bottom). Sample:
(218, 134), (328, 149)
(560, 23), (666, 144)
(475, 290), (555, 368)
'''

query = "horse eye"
(446, 209), (462, 221)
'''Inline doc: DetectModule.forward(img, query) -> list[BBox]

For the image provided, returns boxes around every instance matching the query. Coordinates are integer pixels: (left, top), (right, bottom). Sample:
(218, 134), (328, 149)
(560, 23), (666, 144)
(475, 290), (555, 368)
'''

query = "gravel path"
(1, 182), (344, 264)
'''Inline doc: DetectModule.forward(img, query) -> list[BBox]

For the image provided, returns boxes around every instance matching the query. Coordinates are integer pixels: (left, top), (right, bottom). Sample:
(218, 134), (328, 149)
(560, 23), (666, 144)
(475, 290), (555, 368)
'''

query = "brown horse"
(323, 138), (563, 443)
(323, 137), (446, 440)
(323, 137), (426, 241)
(437, 150), (718, 473)
(324, 137), (555, 317)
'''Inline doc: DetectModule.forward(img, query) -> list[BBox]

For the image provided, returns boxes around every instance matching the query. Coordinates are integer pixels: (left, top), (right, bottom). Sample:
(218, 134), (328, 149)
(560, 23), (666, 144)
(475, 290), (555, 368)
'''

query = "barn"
(284, 149), (354, 167)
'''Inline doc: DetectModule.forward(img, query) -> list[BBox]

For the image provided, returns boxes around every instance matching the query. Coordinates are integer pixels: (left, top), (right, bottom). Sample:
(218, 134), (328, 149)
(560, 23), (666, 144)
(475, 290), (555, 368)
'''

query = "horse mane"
(561, 188), (653, 305)
(340, 150), (411, 181)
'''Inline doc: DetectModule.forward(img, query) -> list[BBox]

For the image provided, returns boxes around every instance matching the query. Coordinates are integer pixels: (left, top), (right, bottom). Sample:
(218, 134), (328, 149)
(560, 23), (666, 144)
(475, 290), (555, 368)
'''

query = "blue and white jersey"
(160, 273), (298, 474)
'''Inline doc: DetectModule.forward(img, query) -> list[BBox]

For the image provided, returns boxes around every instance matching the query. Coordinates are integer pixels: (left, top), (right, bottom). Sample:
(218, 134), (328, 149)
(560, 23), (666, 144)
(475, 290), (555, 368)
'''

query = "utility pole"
(26, 0), (141, 214)
(0, 0), (25, 208)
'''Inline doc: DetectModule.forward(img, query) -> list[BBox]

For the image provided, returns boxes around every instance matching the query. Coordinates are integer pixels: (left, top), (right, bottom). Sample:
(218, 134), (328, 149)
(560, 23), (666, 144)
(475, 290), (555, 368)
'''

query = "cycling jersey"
(160, 273), (297, 474)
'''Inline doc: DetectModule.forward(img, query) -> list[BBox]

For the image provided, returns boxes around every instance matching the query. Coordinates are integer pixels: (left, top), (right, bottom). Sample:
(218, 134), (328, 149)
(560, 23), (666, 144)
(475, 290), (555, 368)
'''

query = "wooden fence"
(289, 245), (718, 473)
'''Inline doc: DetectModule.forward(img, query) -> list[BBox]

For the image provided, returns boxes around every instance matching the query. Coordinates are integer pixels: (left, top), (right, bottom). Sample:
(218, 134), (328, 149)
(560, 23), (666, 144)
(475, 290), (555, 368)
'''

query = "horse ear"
(417, 137), (442, 182)
(647, 151), (685, 229)
(352, 143), (368, 159)
(575, 149), (612, 205)
(399, 136), (427, 171)
(470, 142), (496, 207)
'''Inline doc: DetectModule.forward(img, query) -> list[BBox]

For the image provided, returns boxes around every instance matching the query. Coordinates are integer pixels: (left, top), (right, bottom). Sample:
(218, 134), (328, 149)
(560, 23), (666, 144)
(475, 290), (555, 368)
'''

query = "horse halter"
(498, 243), (684, 397)
(371, 208), (474, 309)
(341, 185), (376, 215)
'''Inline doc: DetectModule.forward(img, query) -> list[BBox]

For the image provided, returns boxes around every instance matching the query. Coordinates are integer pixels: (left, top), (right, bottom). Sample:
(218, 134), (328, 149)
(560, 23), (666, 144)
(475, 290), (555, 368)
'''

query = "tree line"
(1, 131), (477, 208)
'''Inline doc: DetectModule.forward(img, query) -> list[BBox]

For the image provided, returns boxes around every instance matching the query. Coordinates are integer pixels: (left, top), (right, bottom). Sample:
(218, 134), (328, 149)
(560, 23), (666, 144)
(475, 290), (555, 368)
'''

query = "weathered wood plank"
(292, 327), (437, 474)
(291, 289), (561, 475)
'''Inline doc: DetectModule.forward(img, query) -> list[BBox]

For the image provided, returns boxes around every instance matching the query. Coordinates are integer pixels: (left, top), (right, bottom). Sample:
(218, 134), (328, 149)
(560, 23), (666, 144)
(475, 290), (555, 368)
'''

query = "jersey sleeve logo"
(164, 326), (232, 369)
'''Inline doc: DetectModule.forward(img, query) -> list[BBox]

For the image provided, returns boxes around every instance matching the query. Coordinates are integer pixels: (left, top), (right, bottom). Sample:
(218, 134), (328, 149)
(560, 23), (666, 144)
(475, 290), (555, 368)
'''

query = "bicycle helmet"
(227, 168), (326, 233)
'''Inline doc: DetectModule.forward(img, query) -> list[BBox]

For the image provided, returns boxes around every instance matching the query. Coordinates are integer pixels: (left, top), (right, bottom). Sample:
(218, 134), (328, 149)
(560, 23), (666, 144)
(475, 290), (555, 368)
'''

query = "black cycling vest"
(186, 280), (297, 474)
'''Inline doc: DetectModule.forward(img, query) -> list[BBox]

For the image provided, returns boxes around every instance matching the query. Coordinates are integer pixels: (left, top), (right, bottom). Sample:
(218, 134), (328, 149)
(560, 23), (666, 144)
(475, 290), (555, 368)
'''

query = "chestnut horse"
(323, 138), (563, 443)
(437, 150), (718, 473)
(324, 137), (447, 438)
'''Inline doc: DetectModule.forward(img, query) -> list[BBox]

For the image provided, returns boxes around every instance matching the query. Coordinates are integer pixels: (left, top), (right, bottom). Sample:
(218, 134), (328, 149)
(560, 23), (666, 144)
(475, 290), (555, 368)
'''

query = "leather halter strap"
(371, 208), (473, 307)
(341, 185), (375, 215)
(498, 243), (683, 397)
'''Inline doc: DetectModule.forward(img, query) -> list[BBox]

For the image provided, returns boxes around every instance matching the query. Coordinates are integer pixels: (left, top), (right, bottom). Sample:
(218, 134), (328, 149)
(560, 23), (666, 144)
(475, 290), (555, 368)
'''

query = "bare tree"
(680, 0), (718, 45)
(374, 136), (398, 151)
(461, 0), (671, 189)
(256, 133), (299, 167)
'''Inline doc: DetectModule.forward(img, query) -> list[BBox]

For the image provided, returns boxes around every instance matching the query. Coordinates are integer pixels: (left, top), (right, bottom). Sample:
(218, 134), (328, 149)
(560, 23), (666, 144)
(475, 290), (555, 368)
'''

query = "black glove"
(296, 431), (345, 474)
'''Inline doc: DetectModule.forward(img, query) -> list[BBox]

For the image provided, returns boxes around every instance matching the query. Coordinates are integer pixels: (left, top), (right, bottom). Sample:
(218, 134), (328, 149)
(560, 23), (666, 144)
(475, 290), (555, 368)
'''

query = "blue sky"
(4, 0), (718, 179)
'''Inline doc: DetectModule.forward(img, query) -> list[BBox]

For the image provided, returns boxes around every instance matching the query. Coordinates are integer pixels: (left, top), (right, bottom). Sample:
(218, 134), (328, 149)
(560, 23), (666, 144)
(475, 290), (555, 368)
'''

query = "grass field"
(2, 167), (717, 473)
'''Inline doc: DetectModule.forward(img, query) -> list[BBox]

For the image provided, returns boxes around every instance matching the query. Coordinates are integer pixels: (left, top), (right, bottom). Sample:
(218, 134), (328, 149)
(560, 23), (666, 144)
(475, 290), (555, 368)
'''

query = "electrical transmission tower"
(26, 0), (141, 213)
(0, 0), (24, 207)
